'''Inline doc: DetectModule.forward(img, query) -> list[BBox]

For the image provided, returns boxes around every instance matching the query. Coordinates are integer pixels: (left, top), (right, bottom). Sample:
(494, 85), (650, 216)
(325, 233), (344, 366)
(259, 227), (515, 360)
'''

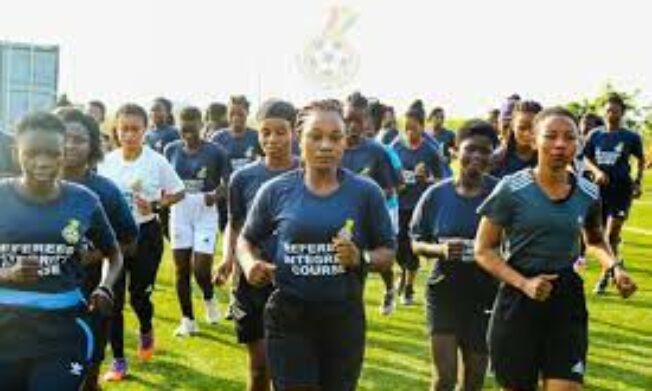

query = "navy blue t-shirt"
(0, 180), (117, 360)
(341, 138), (394, 192)
(242, 169), (396, 303)
(75, 172), (138, 244)
(490, 146), (537, 178)
(391, 139), (443, 211)
(209, 128), (261, 173)
(164, 140), (231, 193)
(411, 177), (497, 278)
(229, 159), (300, 259)
(583, 127), (643, 184)
(0, 132), (18, 176)
(144, 125), (180, 154)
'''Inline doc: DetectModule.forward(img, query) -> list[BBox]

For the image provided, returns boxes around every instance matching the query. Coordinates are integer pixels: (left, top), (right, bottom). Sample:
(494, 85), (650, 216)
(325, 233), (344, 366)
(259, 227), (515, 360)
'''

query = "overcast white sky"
(2, 0), (650, 116)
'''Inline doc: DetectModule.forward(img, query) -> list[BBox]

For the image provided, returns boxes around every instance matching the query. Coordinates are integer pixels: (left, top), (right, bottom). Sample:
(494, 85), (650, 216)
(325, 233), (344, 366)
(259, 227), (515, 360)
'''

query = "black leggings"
(109, 220), (164, 359)
(174, 250), (214, 319)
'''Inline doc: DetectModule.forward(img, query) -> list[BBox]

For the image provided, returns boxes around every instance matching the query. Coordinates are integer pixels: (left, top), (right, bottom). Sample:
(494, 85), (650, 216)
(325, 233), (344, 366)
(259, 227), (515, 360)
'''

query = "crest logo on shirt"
(197, 166), (207, 179)
(155, 140), (163, 151)
(62, 219), (81, 245)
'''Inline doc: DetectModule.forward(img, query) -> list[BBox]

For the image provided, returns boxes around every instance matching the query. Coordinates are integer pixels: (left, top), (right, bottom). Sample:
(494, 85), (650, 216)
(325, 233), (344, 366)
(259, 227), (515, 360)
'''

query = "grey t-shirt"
(477, 169), (601, 274)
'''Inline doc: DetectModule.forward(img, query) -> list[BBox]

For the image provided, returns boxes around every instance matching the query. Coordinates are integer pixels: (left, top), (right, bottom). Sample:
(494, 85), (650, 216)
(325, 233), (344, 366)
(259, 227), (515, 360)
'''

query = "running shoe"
(593, 273), (610, 295)
(402, 286), (415, 306)
(204, 298), (221, 324)
(103, 358), (127, 382)
(174, 317), (199, 337)
(379, 289), (396, 316)
(137, 331), (155, 361)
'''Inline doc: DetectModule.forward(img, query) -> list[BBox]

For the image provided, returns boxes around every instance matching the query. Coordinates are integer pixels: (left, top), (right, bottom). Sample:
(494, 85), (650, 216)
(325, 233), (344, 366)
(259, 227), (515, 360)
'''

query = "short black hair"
(179, 106), (203, 122)
(428, 107), (444, 120)
(298, 99), (345, 135)
(205, 102), (227, 122)
(15, 111), (66, 136)
(367, 100), (385, 132)
(229, 95), (250, 111)
(152, 97), (175, 126)
(605, 93), (627, 112)
(406, 100), (426, 125)
(88, 100), (106, 118)
(513, 100), (543, 116)
(56, 107), (104, 165)
(116, 103), (148, 128)
(533, 106), (578, 129)
(257, 99), (297, 125)
(457, 119), (498, 147)
(346, 91), (368, 110)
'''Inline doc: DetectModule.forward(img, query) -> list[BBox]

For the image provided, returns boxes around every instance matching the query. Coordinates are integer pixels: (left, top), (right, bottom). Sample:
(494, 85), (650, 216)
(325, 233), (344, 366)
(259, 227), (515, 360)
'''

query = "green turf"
(103, 173), (652, 390)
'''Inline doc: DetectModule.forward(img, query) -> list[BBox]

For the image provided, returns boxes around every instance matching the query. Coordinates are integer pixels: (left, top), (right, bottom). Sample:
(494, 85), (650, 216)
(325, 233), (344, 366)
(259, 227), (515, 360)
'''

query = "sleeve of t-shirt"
(157, 155), (185, 195)
(163, 143), (174, 162)
(582, 131), (597, 160)
(631, 133), (644, 159)
(241, 182), (276, 245)
(428, 147), (444, 179)
(228, 171), (248, 226)
(410, 186), (436, 242)
(87, 200), (119, 254)
(218, 147), (233, 183)
(477, 177), (514, 227)
(373, 149), (394, 191)
(363, 182), (396, 250)
(105, 185), (139, 243)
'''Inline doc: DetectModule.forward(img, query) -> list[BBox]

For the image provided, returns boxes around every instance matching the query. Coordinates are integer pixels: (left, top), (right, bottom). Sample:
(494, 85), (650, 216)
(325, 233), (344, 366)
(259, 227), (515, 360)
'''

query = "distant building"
(0, 41), (59, 133)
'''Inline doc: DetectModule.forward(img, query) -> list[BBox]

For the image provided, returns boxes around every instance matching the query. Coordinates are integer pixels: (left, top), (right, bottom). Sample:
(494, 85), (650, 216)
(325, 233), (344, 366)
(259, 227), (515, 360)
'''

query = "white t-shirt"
(99, 146), (185, 224)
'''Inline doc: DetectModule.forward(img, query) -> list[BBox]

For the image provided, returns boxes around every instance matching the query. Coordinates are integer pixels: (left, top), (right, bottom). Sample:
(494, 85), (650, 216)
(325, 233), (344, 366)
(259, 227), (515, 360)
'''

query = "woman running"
(216, 99), (299, 391)
(475, 107), (637, 391)
(411, 119), (498, 391)
(210, 95), (261, 235)
(58, 108), (139, 391)
(392, 100), (443, 305)
(583, 94), (645, 294)
(145, 97), (180, 154)
(164, 106), (230, 336)
(341, 92), (399, 314)
(428, 106), (457, 165)
(490, 100), (542, 178)
(98, 103), (185, 381)
(0, 112), (122, 390)
(238, 100), (396, 391)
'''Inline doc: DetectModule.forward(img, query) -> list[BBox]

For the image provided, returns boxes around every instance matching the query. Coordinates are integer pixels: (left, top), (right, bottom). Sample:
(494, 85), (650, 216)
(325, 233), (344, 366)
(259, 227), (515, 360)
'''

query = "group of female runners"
(0, 91), (643, 391)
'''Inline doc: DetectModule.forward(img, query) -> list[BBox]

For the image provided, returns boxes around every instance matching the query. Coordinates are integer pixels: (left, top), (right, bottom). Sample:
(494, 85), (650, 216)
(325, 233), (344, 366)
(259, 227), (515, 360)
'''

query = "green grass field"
(103, 174), (652, 390)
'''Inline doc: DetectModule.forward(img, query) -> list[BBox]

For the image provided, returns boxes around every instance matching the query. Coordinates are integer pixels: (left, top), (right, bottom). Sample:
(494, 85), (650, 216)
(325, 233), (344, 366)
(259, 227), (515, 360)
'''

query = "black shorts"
(397, 209), (419, 271)
(0, 313), (94, 390)
(426, 262), (497, 353)
(233, 276), (274, 344)
(489, 269), (588, 390)
(601, 181), (633, 220)
(264, 290), (365, 391)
